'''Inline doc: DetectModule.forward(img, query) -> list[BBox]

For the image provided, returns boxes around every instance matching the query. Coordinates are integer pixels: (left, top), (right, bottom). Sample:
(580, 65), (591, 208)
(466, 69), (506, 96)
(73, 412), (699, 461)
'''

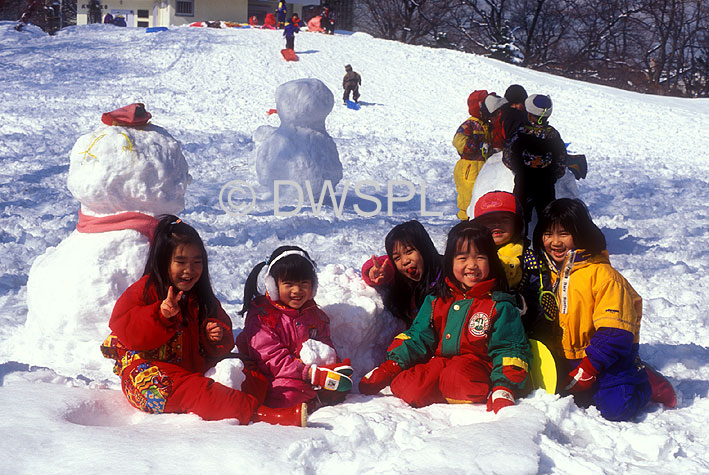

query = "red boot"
(646, 365), (677, 408)
(252, 403), (307, 427)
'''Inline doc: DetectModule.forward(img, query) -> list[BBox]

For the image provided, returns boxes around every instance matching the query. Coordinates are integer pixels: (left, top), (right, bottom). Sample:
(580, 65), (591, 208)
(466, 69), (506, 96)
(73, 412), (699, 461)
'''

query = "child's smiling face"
(542, 223), (576, 265)
(391, 241), (423, 282)
(452, 241), (490, 291)
(476, 211), (516, 246)
(168, 243), (203, 292)
(277, 279), (313, 309)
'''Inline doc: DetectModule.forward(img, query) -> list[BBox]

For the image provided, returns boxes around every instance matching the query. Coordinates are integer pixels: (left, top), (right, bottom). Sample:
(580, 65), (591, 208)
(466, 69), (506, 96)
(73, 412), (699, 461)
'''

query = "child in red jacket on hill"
(101, 215), (306, 426)
(360, 221), (531, 413)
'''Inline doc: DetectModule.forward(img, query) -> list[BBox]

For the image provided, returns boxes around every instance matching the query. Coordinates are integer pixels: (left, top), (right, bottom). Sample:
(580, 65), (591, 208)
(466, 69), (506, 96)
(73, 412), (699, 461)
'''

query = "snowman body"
(20, 124), (190, 380)
(252, 78), (342, 195)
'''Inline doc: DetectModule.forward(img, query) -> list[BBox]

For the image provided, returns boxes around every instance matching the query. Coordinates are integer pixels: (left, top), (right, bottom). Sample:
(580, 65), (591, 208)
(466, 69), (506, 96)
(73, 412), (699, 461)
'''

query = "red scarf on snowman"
(76, 210), (159, 241)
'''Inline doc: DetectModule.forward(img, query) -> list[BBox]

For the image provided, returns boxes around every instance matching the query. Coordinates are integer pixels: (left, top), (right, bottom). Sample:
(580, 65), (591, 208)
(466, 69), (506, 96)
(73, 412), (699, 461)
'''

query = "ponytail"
(239, 261), (268, 315)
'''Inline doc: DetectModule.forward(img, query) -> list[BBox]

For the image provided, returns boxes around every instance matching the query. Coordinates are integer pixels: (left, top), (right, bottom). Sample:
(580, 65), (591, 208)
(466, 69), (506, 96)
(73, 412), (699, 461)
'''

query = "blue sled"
(346, 100), (360, 110)
(146, 27), (168, 33)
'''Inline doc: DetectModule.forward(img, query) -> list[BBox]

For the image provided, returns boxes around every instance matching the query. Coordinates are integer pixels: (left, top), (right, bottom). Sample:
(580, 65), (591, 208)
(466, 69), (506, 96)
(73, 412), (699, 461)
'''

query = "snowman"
(468, 151), (579, 233)
(251, 78), (342, 197)
(17, 104), (191, 380)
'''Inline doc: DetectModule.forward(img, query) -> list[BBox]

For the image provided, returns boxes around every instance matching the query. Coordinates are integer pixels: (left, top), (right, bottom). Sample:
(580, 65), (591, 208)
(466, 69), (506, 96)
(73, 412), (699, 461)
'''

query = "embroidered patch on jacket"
(468, 312), (490, 337)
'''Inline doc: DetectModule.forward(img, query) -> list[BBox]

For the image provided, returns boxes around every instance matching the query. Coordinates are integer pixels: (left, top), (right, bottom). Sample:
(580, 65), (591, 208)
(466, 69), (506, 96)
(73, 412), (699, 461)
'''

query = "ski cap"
(101, 103), (152, 127)
(504, 84), (527, 105)
(482, 94), (507, 116)
(525, 94), (553, 119)
(474, 191), (521, 219)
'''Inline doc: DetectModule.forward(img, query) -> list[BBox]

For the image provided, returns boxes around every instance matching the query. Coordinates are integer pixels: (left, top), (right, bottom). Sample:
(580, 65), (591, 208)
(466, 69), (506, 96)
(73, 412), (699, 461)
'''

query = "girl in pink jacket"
(237, 246), (352, 409)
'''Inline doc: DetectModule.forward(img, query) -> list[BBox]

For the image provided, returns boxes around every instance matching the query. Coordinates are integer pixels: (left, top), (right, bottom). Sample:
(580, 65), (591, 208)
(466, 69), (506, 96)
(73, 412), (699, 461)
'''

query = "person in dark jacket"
(503, 94), (568, 231)
(283, 18), (300, 50)
(275, 1), (287, 29)
(500, 84), (529, 145)
(342, 64), (362, 104)
(321, 4), (335, 34)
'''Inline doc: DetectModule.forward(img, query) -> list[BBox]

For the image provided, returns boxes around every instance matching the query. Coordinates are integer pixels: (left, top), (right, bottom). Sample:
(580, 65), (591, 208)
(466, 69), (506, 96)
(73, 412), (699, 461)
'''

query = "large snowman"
(251, 78), (343, 196)
(17, 104), (191, 380)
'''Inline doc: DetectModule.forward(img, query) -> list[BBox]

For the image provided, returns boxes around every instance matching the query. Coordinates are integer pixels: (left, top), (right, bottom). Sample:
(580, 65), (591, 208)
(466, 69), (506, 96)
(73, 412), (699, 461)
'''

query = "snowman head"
(275, 78), (334, 132)
(67, 124), (191, 216)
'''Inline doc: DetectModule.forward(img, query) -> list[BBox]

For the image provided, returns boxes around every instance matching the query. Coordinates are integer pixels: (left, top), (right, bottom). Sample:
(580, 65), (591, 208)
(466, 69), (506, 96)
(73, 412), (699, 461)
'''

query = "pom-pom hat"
(525, 94), (553, 119)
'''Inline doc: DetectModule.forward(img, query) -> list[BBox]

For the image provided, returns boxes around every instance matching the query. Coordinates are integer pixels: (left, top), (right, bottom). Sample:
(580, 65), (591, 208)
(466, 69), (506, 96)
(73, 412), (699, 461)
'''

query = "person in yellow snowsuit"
(452, 91), (506, 220)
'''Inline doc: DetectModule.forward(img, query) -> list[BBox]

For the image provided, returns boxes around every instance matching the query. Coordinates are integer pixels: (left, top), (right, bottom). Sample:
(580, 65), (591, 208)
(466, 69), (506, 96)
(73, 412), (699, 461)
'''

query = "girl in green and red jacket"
(359, 221), (531, 413)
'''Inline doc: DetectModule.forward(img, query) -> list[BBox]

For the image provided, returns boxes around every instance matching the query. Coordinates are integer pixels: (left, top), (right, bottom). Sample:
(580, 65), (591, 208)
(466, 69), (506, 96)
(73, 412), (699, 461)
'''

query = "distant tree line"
(354, 0), (708, 97)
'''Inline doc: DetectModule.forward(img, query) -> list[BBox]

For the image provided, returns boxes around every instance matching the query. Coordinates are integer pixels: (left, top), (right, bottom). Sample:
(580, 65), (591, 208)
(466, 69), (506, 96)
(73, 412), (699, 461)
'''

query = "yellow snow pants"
(454, 158), (484, 220)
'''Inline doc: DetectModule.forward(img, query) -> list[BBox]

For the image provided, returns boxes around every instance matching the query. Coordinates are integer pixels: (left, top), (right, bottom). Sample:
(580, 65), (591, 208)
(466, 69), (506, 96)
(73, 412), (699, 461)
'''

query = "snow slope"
(1, 22), (708, 474)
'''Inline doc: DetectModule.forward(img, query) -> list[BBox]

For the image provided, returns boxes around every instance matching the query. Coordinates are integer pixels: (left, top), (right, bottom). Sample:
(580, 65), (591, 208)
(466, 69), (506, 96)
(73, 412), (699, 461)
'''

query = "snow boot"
(645, 365), (677, 408)
(252, 403), (308, 427)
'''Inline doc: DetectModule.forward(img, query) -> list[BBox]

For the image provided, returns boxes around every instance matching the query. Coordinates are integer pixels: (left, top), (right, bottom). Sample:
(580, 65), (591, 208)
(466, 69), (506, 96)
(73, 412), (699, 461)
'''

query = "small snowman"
(18, 104), (191, 380)
(252, 78), (343, 196)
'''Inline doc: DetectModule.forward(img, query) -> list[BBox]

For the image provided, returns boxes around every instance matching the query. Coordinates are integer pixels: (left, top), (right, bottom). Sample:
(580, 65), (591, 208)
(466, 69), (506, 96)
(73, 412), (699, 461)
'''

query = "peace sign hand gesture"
(368, 255), (392, 285)
(160, 286), (184, 319)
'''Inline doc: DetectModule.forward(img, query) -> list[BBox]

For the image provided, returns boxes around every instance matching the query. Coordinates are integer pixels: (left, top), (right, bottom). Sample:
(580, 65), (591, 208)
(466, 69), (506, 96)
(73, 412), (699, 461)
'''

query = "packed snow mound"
(316, 264), (405, 383)
(67, 124), (191, 216)
(469, 151), (578, 218)
(205, 358), (246, 390)
(252, 78), (342, 195)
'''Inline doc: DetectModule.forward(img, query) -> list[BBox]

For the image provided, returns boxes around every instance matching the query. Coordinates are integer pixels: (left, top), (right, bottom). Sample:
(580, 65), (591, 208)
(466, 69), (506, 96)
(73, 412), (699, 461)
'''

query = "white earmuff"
(262, 250), (318, 301)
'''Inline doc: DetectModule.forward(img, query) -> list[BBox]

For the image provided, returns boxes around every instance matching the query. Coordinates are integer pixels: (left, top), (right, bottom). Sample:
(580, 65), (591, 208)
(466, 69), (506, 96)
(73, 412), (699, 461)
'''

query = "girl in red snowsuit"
(360, 222), (531, 413)
(101, 216), (305, 426)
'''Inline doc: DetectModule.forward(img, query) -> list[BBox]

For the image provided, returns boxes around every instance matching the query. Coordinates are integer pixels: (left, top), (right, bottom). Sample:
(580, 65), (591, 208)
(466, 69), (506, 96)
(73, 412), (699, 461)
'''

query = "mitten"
(310, 359), (353, 392)
(486, 386), (515, 413)
(563, 357), (598, 393)
(358, 360), (402, 395)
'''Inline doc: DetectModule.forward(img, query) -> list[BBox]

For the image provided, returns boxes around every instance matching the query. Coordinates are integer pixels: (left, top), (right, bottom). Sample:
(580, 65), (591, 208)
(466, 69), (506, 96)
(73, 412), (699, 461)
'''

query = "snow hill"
(1, 21), (709, 474)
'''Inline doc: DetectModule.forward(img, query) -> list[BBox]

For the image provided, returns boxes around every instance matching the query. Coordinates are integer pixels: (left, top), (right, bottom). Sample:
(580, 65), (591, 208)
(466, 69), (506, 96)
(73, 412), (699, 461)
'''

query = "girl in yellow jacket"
(532, 198), (676, 421)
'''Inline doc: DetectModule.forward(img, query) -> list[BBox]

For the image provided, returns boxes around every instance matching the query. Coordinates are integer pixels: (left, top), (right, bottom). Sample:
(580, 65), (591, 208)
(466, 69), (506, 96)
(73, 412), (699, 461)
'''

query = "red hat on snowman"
(101, 103), (152, 126)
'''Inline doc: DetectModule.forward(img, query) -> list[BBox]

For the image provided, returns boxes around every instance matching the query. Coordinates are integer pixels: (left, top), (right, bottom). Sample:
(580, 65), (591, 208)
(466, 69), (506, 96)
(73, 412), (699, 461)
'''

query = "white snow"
(1, 20), (708, 474)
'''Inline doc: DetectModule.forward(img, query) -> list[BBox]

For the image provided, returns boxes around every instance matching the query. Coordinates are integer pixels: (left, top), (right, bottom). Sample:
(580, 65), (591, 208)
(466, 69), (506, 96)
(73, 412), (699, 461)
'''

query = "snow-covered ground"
(1, 21), (708, 474)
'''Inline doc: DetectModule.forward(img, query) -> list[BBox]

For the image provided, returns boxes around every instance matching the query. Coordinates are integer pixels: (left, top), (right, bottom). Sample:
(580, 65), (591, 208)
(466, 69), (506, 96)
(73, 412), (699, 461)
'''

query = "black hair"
(143, 215), (217, 325)
(532, 198), (607, 257)
(239, 245), (317, 315)
(434, 221), (508, 299)
(383, 220), (442, 322)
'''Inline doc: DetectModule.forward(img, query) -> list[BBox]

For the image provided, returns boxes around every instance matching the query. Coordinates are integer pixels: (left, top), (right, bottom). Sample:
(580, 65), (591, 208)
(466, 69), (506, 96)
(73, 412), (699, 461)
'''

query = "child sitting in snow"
(534, 199), (676, 420)
(359, 221), (531, 414)
(361, 220), (442, 325)
(472, 191), (552, 339)
(101, 216), (306, 426)
(237, 246), (353, 411)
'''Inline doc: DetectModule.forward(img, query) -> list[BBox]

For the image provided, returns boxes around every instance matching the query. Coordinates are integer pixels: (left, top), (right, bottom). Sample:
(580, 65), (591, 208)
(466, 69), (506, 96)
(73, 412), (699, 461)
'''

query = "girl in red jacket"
(360, 221), (531, 413)
(101, 216), (306, 426)
(237, 246), (353, 410)
(361, 220), (442, 324)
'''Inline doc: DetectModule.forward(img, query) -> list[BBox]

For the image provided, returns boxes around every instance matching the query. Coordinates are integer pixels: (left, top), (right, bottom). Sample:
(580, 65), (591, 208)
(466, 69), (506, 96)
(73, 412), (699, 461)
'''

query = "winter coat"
(387, 278), (531, 392)
(101, 275), (234, 378)
(283, 22), (300, 38)
(343, 70), (361, 89)
(237, 294), (335, 383)
(503, 122), (567, 178)
(497, 239), (524, 289)
(500, 106), (529, 145)
(545, 250), (643, 362)
(453, 117), (491, 161)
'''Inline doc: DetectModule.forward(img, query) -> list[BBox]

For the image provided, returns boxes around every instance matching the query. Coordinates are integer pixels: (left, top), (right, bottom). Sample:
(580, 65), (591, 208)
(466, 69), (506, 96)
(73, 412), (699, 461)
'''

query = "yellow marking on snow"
(79, 133), (106, 163)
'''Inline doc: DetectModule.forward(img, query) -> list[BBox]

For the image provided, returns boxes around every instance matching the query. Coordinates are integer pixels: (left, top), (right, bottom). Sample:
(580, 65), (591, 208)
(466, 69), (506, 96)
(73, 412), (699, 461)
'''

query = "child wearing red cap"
(472, 191), (551, 338)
